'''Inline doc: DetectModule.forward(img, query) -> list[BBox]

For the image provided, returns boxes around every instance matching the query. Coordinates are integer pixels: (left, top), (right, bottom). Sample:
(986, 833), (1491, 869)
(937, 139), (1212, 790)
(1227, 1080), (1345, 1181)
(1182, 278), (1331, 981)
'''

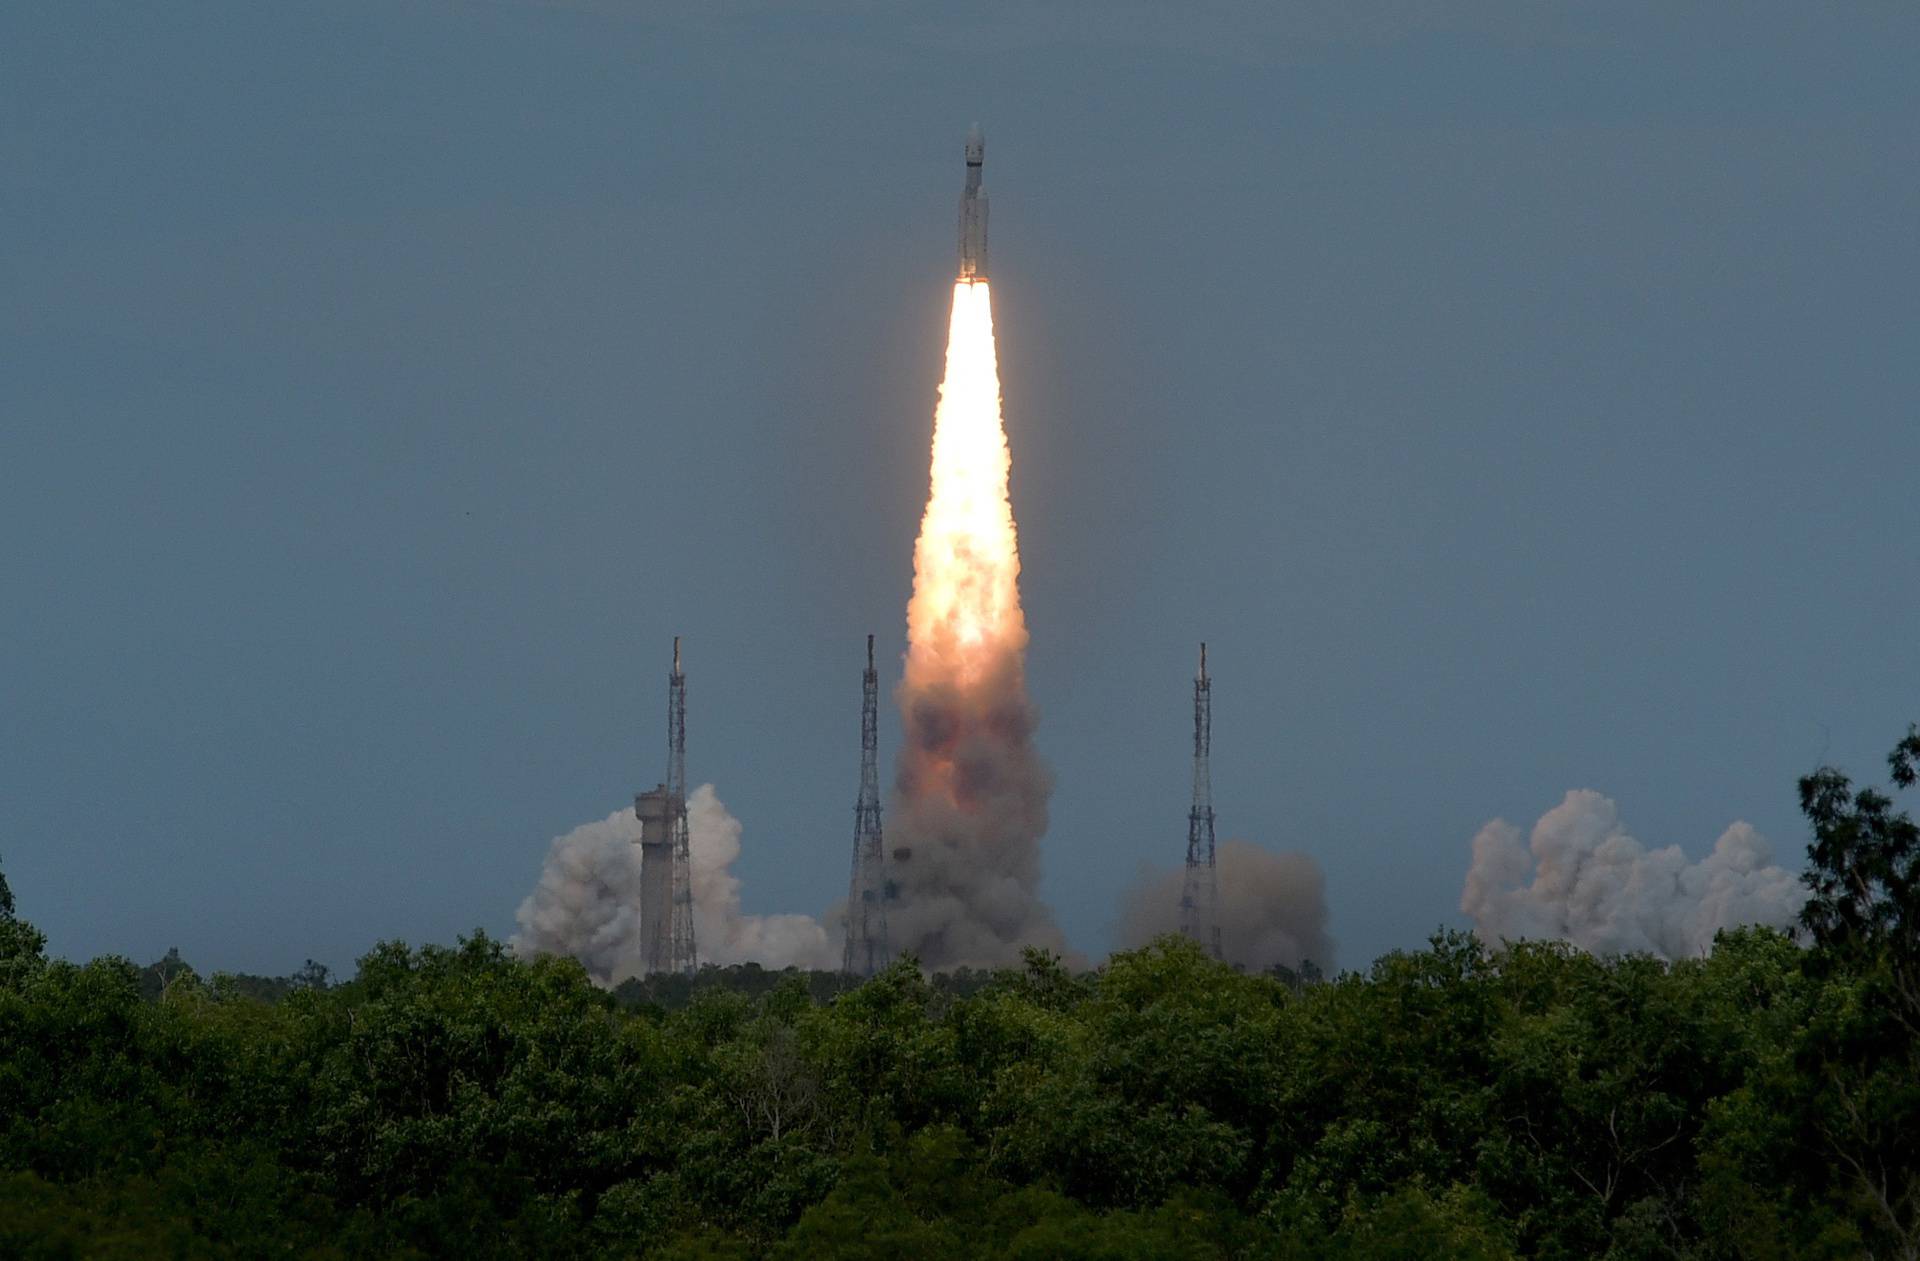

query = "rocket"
(958, 124), (988, 281)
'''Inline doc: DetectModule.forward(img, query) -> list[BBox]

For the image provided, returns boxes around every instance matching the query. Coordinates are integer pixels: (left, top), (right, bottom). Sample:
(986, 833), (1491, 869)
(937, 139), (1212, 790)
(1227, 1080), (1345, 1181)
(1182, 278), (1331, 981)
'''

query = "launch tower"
(1179, 643), (1222, 959)
(637, 637), (698, 977)
(843, 635), (890, 976)
(666, 637), (698, 975)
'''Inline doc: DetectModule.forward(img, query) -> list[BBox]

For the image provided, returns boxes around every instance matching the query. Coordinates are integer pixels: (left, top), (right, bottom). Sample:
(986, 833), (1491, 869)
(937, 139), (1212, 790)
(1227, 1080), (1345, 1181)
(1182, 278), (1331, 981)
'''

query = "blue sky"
(3, 1), (1915, 974)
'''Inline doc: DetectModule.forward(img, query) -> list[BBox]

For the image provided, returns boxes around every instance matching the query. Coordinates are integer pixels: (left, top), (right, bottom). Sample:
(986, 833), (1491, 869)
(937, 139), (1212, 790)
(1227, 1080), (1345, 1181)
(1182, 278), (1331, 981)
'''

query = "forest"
(1, 728), (1915, 1259)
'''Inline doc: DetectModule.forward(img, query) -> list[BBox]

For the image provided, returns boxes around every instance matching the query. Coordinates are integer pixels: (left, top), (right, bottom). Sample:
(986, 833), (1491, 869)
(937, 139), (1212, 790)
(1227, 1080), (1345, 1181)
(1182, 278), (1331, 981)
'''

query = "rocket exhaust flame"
(887, 280), (1065, 969)
(906, 282), (1021, 688)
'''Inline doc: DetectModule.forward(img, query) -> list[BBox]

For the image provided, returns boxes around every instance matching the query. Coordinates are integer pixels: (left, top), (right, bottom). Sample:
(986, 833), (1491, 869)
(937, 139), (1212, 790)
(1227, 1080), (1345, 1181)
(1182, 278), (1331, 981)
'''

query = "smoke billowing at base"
(889, 653), (1064, 969)
(1460, 788), (1802, 960)
(513, 785), (836, 984)
(1121, 840), (1334, 973)
(883, 280), (1066, 970)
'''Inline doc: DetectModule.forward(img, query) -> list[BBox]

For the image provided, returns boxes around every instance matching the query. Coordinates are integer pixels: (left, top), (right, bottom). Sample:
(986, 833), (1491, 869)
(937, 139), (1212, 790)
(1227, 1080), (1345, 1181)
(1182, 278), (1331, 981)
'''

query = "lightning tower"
(667, 636), (698, 975)
(843, 635), (890, 976)
(1180, 643), (1221, 959)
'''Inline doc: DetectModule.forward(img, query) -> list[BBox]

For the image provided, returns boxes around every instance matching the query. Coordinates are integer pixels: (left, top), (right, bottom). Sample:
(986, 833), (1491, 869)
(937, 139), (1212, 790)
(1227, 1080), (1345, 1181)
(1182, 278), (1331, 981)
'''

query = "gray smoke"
(1460, 789), (1803, 959)
(885, 653), (1070, 970)
(1118, 839), (1334, 973)
(513, 784), (836, 983)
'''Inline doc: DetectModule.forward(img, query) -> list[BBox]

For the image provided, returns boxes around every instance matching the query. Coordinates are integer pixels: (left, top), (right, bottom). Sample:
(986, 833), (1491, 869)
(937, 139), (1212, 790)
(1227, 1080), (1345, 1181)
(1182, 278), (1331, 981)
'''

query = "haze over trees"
(2, 729), (1918, 1258)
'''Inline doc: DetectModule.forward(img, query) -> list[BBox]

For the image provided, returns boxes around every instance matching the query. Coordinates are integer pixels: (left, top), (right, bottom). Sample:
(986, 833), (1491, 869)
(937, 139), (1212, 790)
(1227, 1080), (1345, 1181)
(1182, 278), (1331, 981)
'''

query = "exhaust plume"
(887, 281), (1065, 969)
(1119, 839), (1334, 972)
(1460, 789), (1803, 959)
(514, 784), (835, 983)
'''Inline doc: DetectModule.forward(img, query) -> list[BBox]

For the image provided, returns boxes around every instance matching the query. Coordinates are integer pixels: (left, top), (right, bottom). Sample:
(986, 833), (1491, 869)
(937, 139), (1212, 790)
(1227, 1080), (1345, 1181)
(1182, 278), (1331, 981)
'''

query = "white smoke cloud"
(512, 806), (646, 984)
(1118, 839), (1334, 973)
(513, 784), (836, 983)
(1460, 789), (1803, 959)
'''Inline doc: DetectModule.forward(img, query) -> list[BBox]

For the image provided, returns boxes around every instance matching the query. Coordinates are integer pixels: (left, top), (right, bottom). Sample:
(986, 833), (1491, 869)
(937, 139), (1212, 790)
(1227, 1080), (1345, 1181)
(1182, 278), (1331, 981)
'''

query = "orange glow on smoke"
(904, 280), (1028, 700)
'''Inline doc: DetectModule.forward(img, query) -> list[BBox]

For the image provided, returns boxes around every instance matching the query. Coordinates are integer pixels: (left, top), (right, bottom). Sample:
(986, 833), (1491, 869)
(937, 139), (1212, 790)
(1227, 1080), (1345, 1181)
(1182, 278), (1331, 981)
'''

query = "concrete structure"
(635, 784), (674, 976)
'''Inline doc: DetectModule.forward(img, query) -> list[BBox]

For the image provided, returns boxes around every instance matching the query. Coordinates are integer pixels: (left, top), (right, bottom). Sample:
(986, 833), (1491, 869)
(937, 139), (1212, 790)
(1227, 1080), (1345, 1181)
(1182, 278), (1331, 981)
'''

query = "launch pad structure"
(635, 637), (699, 977)
(843, 635), (891, 976)
(1180, 643), (1222, 959)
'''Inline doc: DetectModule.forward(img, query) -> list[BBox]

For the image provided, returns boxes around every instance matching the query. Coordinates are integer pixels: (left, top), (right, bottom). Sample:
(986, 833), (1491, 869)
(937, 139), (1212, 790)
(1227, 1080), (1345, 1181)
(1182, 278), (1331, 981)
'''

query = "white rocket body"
(958, 124), (988, 281)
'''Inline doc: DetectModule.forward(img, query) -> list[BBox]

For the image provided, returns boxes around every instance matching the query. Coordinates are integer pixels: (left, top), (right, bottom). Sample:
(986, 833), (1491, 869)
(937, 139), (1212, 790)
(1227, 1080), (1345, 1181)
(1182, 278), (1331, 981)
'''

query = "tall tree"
(1799, 723), (1920, 1027)
(1795, 724), (1920, 1258)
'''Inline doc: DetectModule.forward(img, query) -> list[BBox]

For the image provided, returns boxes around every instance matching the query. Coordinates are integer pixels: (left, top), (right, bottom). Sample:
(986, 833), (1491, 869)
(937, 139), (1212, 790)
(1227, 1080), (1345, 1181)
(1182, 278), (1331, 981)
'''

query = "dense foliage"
(1, 730), (1917, 1259)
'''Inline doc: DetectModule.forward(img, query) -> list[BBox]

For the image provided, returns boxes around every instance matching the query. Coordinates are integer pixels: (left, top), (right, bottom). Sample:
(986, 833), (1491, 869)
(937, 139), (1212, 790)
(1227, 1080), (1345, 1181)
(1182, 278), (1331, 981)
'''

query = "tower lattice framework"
(667, 636), (698, 976)
(843, 635), (890, 976)
(1180, 643), (1221, 959)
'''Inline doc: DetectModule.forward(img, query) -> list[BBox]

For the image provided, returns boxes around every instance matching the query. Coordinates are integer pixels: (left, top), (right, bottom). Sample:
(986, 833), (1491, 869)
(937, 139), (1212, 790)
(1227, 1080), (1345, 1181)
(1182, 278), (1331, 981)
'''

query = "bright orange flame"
(904, 281), (1027, 695)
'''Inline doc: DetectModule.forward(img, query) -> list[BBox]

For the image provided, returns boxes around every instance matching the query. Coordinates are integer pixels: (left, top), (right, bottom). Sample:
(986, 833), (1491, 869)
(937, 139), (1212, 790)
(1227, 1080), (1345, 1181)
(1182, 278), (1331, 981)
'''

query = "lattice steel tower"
(843, 635), (890, 976)
(1180, 643), (1221, 959)
(667, 636), (698, 975)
